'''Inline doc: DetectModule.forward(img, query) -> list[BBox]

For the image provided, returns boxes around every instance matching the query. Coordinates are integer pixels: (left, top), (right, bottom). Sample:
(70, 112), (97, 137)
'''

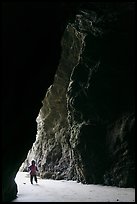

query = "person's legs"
(30, 175), (33, 184)
(34, 175), (37, 183)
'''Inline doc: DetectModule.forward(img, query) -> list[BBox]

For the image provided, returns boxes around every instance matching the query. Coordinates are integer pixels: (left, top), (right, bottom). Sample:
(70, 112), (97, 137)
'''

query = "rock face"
(21, 2), (135, 188)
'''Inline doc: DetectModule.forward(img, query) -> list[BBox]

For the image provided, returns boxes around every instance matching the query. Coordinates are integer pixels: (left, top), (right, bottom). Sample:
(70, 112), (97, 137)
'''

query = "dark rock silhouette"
(2, 2), (77, 201)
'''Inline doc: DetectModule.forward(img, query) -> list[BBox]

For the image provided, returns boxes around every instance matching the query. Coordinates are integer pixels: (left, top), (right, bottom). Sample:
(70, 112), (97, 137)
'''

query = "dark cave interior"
(2, 2), (135, 202)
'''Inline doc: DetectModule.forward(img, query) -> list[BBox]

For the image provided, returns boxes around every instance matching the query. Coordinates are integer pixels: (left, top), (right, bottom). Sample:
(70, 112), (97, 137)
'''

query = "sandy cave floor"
(12, 172), (135, 202)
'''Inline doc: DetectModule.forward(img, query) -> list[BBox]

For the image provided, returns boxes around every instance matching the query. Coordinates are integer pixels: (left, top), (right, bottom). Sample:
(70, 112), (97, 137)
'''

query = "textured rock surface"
(20, 23), (85, 181)
(21, 2), (135, 188)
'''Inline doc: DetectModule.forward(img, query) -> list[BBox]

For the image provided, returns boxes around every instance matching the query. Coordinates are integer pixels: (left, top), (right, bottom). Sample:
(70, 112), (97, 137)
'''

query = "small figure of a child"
(28, 160), (38, 184)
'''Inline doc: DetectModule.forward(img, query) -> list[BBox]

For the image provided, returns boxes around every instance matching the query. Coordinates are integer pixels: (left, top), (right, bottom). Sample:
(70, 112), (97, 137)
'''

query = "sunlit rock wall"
(21, 3), (135, 187)
(20, 23), (85, 180)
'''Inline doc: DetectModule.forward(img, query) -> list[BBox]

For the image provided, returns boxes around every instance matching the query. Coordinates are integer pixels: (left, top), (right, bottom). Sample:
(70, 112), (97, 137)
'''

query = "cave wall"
(20, 22), (86, 180)
(21, 2), (135, 188)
